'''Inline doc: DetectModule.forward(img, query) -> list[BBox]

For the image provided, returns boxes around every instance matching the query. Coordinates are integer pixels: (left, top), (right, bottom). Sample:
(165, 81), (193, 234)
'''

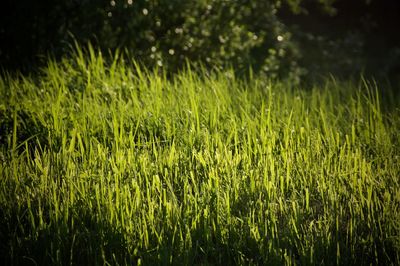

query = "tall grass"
(0, 47), (399, 265)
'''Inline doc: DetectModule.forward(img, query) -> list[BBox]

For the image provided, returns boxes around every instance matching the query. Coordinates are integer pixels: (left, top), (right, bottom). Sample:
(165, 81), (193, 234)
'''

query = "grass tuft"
(0, 50), (399, 265)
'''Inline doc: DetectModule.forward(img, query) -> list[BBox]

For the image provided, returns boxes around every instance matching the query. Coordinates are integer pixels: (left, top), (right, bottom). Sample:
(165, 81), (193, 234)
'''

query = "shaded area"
(280, 0), (400, 83)
(0, 0), (399, 83)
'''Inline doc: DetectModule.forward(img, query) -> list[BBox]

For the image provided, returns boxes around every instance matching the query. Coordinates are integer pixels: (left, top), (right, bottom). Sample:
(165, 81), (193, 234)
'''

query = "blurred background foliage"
(0, 0), (399, 83)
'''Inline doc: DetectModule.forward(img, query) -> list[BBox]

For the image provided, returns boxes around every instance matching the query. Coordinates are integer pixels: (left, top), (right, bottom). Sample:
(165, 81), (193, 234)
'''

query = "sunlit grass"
(0, 47), (399, 265)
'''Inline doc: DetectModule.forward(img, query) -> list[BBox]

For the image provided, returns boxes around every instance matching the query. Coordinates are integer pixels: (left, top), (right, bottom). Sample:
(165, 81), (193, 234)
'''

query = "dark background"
(281, 0), (400, 82)
(0, 0), (399, 83)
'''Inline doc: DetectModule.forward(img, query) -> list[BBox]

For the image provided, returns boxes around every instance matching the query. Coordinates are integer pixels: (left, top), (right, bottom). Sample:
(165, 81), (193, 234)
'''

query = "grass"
(0, 47), (399, 265)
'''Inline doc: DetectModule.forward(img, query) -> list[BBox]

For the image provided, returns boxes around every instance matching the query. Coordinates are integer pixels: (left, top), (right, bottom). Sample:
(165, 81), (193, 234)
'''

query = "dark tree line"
(0, 0), (399, 82)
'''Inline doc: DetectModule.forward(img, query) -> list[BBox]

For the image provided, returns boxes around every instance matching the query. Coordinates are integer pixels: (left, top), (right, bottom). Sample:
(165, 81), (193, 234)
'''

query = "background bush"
(1, 0), (399, 82)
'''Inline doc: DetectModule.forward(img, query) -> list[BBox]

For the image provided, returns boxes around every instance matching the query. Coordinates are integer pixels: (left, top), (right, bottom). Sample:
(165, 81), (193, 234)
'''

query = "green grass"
(1, 48), (399, 265)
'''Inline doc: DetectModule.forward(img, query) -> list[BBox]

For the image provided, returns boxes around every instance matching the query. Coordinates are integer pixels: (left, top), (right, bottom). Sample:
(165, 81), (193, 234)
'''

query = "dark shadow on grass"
(0, 199), (131, 265)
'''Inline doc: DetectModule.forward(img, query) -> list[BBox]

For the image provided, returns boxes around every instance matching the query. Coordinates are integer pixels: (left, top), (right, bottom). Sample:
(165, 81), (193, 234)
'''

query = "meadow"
(0, 48), (399, 265)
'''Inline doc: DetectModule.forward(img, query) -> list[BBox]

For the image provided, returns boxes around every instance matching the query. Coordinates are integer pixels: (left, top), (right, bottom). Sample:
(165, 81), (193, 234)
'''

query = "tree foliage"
(3, 0), (398, 82)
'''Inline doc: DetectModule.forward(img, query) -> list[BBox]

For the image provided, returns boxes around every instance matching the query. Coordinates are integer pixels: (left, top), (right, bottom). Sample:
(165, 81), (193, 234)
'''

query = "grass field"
(1, 48), (400, 265)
